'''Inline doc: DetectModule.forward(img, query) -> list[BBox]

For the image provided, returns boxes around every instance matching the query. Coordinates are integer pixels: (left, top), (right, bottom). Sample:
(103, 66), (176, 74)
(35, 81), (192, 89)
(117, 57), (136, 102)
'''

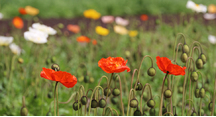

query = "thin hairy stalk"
(115, 75), (125, 116)
(135, 55), (154, 89)
(22, 96), (26, 107)
(140, 83), (153, 113)
(59, 92), (76, 104)
(88, 86), (104, 116)
(54, 81), (59, 116)
(130, 69), (138, 89)
(172, 33), (186, 60)
(189, 41), (203, 56)
(163, 112), (174, 116)
(112, 108), (119, 116)
(182, 57), (195, 116)
(196, 70), (205, 86)
(174, 43), (183, 62)
(191, 46), (200, 58)
(79, 85), (85, 96)
(199, 98), (202, 116)
(97, 75), (109, 86)
(8, 55), (16, 97)
(126, 89), (136, 116)
(211, 74), (216, 116)
(104, 107), (113, 116)
(159, 73), (169, 116)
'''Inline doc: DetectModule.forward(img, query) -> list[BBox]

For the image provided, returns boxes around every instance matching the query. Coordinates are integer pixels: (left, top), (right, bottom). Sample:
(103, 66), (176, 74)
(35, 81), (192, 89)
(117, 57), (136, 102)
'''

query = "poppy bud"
(133, 109), (142, 116)
(198, 108), (204, 116)
(47, 92), (52, 99)
(46, 110), (52, 116)
(135, 82), (143, 91)
(51, 64), (60, 71)
(204, 83), (209, 91)
(147, 67), (156, 76)
(73, 101), (81, 111)
(112, 88), (120, 96)
(91, 99), (98, 108)
(111, 97), (118, 104)
(78, 76), (84, 82)
(130, 98), (138, 108)
(194, 88), (200, 98)
(190, 71), (198, 82)
(143, 92), (149, 101)
(20, 107), (28, 116)
(125, 51), (131, 58)
(196, 58), (203, 69)
(191, 111), (197, 116)
(200, 53), (206, 64)
(58, 23), (64, 29)
(147, 99), (155, 108)
(104, 87), (111, 97)
(180, 53), (188, 63)
(164, 89), (172, 98)
(89, 77), (95, 83)
(51, 56), (56, 63)
(149, 108), (155, 116)
(98, 98), (107, 108)
(112, 74), (118, 81)
(84, 76), (89, 83)
(178, 86), (183, 93)
(182, 44), (190, 54)
(208, 102), (213, 111)
(80, 96), (87, 105)
(18, 58), (24, 64)
(199, 87), (205, 98)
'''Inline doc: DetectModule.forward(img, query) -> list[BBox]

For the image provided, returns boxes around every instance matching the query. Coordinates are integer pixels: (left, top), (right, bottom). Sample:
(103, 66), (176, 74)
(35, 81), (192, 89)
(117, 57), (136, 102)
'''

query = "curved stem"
(112, 108), (119, 116)
(116, 74), (124, 116)
(86, 89), (93, 96)
(189, 41), (203, 55)
(88, 86), (104, 116)
(97, 75), (109, 86)
(135, 55), (154, 89)
(159, 73), (169, 116)
(163, 112), (174, 116)
(182, 57), (195, 116)
(126, 89), (136, 116)
(59, 92), (76, 104)
(211, 74), (216, 116)
(191, 46), (200, 58)
(173, 33), (186, 60)
(104, 107), (113, 116)
(140, 83), (153, 113)
(22, 96), (26, 107)
(196, 70), (205, 86)
(174, 43), (183, 63)
(79, 85), (85, 96)
(130, 69), (138, 89)
(186, 99), (196, 112)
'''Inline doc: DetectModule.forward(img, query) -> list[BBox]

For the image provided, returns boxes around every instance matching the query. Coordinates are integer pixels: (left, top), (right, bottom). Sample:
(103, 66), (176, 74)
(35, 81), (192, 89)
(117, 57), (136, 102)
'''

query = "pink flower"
(101, 16), (114, 24)
(115, 17), (129, 26)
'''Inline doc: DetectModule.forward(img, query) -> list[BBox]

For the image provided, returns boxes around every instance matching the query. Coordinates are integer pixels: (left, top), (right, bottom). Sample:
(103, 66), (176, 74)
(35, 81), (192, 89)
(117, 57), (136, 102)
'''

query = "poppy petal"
(156, 56), (172, 73)
(167, 64), (186, 76)
(40, 67), (55, 81)
(52, 71), (77, 88)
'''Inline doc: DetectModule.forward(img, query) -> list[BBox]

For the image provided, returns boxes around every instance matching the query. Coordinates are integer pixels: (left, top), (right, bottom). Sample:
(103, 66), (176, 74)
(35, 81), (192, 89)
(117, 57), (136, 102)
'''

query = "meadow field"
(0, 0), (216, 116)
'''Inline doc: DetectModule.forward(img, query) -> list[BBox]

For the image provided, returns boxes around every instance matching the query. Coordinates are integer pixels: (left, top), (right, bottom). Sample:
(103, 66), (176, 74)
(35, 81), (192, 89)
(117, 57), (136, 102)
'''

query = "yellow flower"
(113, 25), (128, 35)
(83, 9), (101, 20)
(25, 6), (39, 16)
(95, 26), (109, 36)
(129, 30), (138, 37)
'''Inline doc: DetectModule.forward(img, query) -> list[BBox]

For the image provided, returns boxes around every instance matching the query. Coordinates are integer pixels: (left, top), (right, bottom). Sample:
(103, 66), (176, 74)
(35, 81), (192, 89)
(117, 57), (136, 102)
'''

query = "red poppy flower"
(140, 14), (148, 21)
(19, 8), (27, 15)
(98, 57), (130, 73)
(92, 39), (97, 45)
(40, 68), (77, 88)
(67, 24), (80, 33)
(76, 36), (90, 43)
(156, 56), (186, 76)
(12, 17), (24, 29)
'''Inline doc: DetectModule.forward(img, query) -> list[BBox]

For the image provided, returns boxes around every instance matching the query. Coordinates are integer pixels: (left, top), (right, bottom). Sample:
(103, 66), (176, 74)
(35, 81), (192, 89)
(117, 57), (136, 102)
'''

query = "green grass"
(1, 0), (216, 19)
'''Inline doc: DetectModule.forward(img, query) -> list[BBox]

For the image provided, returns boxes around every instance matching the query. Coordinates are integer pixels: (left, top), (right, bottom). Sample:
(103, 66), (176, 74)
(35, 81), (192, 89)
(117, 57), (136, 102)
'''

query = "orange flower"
(12, 17), (24, 29)
(40, 68), (77, 88)
(208, 4), (216, 13)
(140, 14), (148, 21)
(67, 24), (80, 33)
(92, 39), (97, 45)
(19, 8), (27, 15)
(76, 36), (90, 43)
(98, 57), (130, 73)
(156, 56), (186, 76)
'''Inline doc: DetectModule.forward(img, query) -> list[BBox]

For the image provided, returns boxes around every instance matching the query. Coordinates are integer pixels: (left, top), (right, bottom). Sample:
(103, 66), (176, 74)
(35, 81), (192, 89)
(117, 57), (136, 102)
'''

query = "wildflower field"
(0, 0), (216, 116)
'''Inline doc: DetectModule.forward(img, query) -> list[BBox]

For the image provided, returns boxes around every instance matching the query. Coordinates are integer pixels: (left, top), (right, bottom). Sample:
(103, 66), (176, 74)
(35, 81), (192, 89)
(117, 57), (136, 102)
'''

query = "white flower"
(0, 13), (3, 19)
(24, 29), (48, 44)
(115, 17), (129, 26)
(9, 43), (22, 55)
(186, 0), (207, 13)
(208, 35), (216, 44)
(203, 13), (216, 20)
(113, 25), (128, 35)
(32, 23), (57, 35)
(0, 36), (13, 46)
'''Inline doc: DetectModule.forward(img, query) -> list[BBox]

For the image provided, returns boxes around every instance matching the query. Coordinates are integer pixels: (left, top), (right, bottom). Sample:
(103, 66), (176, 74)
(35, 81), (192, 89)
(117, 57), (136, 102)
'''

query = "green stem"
(130, 69), (138, 89)
(97, 75), (108, 86)
(159, 72), (169, 116)
(140, 83), (153, 113)
(54, 81), (59, 116)
(59, 92), (76, 104)
(199, 98), (202, 116)
(116, 75), (124, 116)
(126, 89), (136, 116)
(7, 55), (16, 99)
(172, 33), (186, 60)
